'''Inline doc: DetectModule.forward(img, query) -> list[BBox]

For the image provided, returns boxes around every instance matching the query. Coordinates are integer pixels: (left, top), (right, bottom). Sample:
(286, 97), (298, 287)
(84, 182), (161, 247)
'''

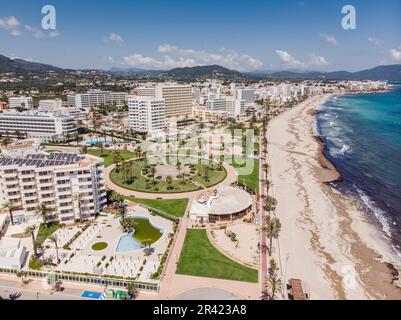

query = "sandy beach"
(267, 95), (401, 300)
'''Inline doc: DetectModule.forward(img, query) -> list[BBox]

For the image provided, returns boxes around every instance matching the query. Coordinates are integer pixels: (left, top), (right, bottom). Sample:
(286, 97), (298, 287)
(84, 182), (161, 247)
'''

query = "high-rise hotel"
(128, 96), (166, 133)
(0, 153), (107, 224)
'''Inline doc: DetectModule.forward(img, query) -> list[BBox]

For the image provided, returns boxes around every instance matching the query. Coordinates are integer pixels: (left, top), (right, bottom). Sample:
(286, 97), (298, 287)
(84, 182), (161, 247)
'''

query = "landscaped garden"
(88, 149), (136, 167)
(176, 229), (258, 283)
(124, 196), (189, 218)
(232, 158), (260, 193)
(36, 223), (60, 245)
(110, 158), (227, 193)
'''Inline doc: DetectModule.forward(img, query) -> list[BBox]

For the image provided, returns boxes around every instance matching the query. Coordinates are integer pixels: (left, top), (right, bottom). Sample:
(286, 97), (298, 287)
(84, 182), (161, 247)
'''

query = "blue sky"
(0, 0), (400, 71)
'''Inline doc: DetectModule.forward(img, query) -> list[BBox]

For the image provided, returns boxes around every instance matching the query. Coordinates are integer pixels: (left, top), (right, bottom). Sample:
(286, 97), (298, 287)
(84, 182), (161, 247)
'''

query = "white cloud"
(158, 44), (177, 53)
(368, 37), (382, 45)
(320, 33), (337, 46)
(0, 16), (21, 36)
(390, 45), (401, 62)
(309, 53), (329, 67)
(25, 25), (45, 39)
(124, 45), (263, 71)
(49, 31), (60, 38)
(275, 50), (305, 68)
(106, 56), (115, 63)
(105, 33), (124, 43)
(9, 29), (22, 37)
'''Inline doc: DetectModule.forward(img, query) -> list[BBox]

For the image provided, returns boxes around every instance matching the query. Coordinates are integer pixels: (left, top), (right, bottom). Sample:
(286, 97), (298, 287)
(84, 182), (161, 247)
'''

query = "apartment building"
(67, 90), (127, 109)
(128, 96), (166, 133)
(38, 99), (63, 111)
(236, 89), (255, 104)
(206, 95), (245, 117)
(8, 96), (33, 110)
(0, 153), (107, 224)
(0, 110), (77, 142)
(136, 86), (156, 98)
(156, 84), (192, 117)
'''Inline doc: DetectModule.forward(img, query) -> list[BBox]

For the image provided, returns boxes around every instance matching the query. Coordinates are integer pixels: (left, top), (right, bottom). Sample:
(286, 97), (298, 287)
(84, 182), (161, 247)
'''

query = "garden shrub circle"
(110, 157), (227, 194)
(92, 242), (108, 251)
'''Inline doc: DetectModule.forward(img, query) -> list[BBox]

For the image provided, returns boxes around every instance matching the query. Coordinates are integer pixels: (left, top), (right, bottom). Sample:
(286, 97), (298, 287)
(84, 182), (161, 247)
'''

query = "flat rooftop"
(0, 153), (86, 168)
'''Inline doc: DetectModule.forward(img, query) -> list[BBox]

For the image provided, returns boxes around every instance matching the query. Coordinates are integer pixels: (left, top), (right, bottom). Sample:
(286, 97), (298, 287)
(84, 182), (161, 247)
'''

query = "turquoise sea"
(316, 82), (401, 258)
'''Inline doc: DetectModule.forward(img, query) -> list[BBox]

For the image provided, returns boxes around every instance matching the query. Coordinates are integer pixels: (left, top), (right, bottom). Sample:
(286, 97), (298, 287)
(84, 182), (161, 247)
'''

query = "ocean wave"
(354, 185), (392, 238)
(329, 121), (336, 127)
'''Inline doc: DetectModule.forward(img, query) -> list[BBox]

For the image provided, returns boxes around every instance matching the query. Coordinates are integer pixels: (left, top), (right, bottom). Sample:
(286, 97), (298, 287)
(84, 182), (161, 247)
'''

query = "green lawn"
(110, 160), (226, 193)
(92, 242), (108, 251)
(176, 229), (258, 283)
(124, 196), (188, 218)
(232, 158), (260, 193)
(36, 223), (60, 245)
(128, 218), (163, 244)
(88, 149), (136, 167)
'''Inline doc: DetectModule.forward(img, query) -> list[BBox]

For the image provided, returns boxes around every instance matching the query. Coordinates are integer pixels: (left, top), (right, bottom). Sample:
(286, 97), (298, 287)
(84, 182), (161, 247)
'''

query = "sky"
(0, 0), (400, 72)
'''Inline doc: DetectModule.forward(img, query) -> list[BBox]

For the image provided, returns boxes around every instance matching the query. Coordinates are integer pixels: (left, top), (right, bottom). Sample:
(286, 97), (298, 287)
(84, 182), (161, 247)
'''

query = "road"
(0, 278), (88, 300)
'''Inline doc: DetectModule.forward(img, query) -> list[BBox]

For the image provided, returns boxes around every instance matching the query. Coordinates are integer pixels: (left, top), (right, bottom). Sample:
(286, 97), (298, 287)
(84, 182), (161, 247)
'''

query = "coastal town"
(0, 72), (397, 300)
(1, 0), (401, 306)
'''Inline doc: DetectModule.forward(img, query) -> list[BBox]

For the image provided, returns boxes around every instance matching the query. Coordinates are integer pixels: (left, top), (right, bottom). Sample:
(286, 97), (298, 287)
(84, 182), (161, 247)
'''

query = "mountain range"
(1, 54), (401, 81)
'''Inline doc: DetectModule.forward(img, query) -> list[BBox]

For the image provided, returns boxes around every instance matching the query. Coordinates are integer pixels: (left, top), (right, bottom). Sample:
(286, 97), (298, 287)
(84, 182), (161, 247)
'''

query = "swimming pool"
(115, 233), (143, 252)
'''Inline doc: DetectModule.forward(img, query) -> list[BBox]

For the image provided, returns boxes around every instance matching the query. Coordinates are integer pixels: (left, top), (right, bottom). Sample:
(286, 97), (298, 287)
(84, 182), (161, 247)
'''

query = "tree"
(263, 216), (281, 256)
(150, 166), (156, 185)
(34, 203), (51, 226)
(115, 206), (127, 223)
(25, 225), (37, 256)
(265, 272), (282, 300)
(1, 136), (12, 147)
(126, 282), (138, 300)
(73, 193), (84, 222)
(166, 175), (173, 190)
(16, 271), (27, 286)
(265, 196), (278, 213)
(3, 201), (17, 225)
(48, 234), (60, 264)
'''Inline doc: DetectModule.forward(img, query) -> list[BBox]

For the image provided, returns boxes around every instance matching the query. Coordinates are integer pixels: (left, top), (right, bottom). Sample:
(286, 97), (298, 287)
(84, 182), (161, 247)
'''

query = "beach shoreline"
(267, 94), (401, 300)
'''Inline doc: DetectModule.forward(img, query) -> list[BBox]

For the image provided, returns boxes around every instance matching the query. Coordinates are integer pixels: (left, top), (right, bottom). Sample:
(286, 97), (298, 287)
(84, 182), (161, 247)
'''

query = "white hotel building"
(155, 84), (192, 117)
(0, 110), (77, 142)
(0, 153), (107, 224)
(8, 96), (33, 110)
(128, 96), (166, 133)
(68, 90), (127, 109)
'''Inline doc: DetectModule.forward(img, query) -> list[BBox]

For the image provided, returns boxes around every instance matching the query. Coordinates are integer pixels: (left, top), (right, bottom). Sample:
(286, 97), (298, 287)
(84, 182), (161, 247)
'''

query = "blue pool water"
(85, 139), (112, 146)
(115, 233), (143, 252)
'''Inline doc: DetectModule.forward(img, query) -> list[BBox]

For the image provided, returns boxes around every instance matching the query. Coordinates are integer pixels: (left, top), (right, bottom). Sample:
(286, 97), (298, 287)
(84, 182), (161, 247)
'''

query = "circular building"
(189, 185), (252, 223)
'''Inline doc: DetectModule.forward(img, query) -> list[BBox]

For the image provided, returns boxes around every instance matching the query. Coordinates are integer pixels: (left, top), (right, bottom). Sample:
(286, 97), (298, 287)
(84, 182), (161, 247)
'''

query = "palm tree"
(3, 201), (17, 225)
(265, 272), (282, 300)
(265, 196), (278, 213)
(1, 136), (12, 147)
(115, 206), (127, 223)
(263, 216), (281, 256)
(150, 166), (156, 185)
(126, 282), (138, 300)
(25, 225), (37, 256)
(166, 175), (173, 190)
(16, 271), (27, 286)
(48, 234), (60, 264)
(142, 239), (152, 251)
(176, 161), (182, 181)
(34, 203), (51, 226)
(73, 193), (84, 222)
